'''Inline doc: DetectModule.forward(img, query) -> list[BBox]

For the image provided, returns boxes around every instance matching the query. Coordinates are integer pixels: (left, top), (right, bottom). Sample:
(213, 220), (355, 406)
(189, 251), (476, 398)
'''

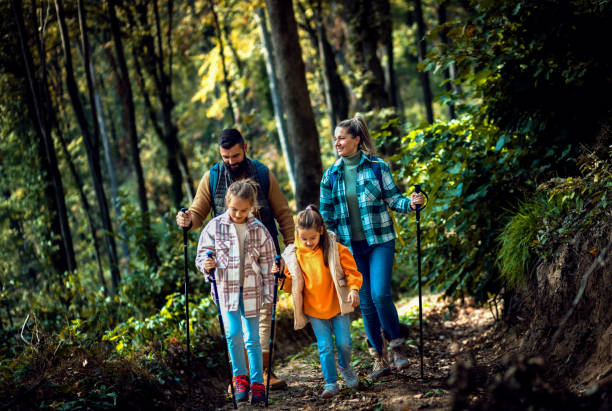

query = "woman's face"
(334, 127), (360, 157)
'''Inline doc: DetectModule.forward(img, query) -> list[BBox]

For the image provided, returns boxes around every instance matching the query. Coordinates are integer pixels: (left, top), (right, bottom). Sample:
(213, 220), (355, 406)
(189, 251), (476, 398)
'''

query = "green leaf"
(494, 135), (505, 152)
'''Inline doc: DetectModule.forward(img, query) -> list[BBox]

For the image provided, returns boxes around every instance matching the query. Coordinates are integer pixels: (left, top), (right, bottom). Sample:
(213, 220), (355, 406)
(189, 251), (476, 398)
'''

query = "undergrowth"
(497, 148), (611, 288)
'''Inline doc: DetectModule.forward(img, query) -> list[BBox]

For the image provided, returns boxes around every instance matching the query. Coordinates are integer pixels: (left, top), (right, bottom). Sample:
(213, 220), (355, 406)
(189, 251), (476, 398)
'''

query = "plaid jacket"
(320, 154), (412, 251)
(195, 210), (275, 317)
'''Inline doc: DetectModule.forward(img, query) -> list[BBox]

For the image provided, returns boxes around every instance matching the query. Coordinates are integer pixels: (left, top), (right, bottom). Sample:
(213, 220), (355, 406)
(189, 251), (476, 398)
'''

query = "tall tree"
(10, 0), (76, 277)
(414, 0), (434, 123)
(209, 0), (237, 124)
(54, 0), (121, 291)
(107, 0), (159, 267)
(255, 7), (295, 195)
(378, 0), (401, 110)
(437, 0), (458, 120)
(341, 0), (391, 110)
(125, 0), (194, 208)
(303, 0), (350, 129)
(265, 0), (322, 209)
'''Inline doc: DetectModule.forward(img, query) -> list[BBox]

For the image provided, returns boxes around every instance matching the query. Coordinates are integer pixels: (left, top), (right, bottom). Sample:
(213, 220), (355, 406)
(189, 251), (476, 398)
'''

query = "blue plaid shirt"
(320, 154), (413, 251)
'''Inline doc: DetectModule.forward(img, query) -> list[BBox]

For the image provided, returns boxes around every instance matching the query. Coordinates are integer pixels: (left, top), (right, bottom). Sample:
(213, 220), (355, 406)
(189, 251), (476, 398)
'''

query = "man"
(176, 128), (293, 390)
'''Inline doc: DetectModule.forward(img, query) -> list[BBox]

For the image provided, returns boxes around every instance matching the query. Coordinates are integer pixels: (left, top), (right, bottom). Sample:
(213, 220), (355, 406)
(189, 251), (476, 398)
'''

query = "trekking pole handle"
(274, 255), (285, 279)
(412, 184), (429, 211)
(206, 251), (216, 281)
(180, 207), (193, 233)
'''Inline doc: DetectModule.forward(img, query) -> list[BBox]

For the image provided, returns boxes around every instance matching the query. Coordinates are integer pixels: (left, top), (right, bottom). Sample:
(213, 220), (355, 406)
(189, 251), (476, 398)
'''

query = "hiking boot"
(368, 347), (391, 380)
(389, 338), (410, 370)
(250, 382), (266, 404)
(320, 383), (339, 399)
(263, 351), (288, 390)
(233, 374), (250, 402)
(340, 366), (359, 389)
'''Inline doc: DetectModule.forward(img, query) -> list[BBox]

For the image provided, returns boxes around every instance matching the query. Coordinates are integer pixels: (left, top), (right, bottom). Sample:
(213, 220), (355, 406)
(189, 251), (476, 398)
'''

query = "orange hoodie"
(283, 239), (362, 320)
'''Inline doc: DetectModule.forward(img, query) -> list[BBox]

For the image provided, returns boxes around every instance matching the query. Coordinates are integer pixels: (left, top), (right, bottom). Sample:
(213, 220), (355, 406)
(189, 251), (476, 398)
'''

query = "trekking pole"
(412, 185), (428, 379)
(180, 208), (192, 398)
(207, 251), (238, 409)
(265, 255), (284, 407)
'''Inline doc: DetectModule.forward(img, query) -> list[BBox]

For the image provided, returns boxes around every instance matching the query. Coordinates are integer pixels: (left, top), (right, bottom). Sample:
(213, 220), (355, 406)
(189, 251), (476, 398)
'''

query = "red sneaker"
(233, 374), (250, 402)
(251, 382), (266, 404)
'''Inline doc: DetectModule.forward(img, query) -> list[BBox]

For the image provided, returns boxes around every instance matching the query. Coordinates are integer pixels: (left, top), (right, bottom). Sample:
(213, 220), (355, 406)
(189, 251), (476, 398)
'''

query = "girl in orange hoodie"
(272, 205), (362, 398)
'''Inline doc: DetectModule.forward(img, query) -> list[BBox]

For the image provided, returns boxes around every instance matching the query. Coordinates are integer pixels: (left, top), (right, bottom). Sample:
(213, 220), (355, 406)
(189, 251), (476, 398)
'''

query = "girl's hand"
(271, 263), (280, 274)
(348, 289), (360, 307)
(410, 192), (425, 210)
(203, 256), (216, 273)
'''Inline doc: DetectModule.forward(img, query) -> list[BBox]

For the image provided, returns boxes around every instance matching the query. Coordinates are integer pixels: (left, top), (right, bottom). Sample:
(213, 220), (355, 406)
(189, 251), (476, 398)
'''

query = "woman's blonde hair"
(225, 179), (259, 210)
(335, 115), (375, 155)
(296, 205), (332, 267)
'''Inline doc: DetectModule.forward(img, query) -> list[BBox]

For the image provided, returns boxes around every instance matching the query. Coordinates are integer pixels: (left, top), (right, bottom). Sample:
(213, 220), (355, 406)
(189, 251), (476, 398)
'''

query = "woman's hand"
(203, 256), (216, 273)
(348, 289), (360, 307)
(410, 192), (425, 210)
(271, 262), (280, 274)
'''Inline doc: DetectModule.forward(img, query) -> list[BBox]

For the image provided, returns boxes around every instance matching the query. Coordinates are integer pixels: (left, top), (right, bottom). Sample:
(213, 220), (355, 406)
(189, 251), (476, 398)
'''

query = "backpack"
(209, 160), (270, 199)
(328, 156), (405, 246)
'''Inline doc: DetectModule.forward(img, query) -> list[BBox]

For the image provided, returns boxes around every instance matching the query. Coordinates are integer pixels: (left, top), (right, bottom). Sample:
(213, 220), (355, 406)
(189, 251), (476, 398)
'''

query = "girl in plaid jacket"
(196, 179), (276, 404)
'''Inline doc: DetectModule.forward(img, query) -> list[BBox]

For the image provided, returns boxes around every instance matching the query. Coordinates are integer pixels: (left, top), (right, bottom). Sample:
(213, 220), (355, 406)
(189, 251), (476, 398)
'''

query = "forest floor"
(213, 294), (499, 411)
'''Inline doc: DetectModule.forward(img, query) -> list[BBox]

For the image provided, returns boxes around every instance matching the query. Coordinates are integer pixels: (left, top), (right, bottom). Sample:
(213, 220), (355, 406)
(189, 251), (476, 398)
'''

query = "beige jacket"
(282, 231), (358, 330)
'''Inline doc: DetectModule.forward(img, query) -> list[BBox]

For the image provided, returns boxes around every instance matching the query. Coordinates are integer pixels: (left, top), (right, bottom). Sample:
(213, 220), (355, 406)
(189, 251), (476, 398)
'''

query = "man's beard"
(225, 158), (248, 178)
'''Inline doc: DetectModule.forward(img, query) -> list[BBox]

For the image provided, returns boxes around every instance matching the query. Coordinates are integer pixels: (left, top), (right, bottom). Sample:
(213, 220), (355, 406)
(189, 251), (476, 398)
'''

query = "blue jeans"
(308, 314), (352, 386)
(220, 291), (263, 383)
(352, 239), (400, 354)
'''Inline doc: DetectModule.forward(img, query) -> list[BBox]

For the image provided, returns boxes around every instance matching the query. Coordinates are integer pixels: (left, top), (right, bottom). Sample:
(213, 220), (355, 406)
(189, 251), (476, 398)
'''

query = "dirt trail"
(215, 294), (498, 410)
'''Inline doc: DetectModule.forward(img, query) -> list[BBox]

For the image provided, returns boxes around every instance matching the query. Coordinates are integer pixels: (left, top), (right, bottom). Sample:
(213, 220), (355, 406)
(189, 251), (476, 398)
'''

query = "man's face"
(219, 143), (247, 177)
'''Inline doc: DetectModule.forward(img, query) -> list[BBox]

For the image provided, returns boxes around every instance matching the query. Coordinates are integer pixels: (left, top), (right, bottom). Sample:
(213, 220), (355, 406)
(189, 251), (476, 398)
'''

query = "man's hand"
(176, 209), (193, 228)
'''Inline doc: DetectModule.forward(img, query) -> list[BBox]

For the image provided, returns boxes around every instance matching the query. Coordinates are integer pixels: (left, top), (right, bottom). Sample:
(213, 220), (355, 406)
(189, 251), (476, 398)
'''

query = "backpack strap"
(370, 156), (405, 247)
(208, 162), (222, 198)
(252, 159), (270, 196)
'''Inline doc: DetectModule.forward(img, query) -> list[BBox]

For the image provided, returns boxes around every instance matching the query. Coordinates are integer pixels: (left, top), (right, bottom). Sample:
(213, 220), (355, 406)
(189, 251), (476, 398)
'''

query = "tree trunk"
(108, 0), (160, 267)
(127, 1), (194, 209)
(437, 1), (456, 120)
(313, 2), (349, 129)
(209, 0), (237, 124)
(54, 0), (121, 291)
(265, 0), (323, 209)
(10, 0), (76, 277)
(341, 0), (390, 110)
(56, 126), (109, 295)
(77, 0), (129, 279)
(378, 0), (401, 110)
(255, 8), (295, 195)
(414, 0), (434, 124)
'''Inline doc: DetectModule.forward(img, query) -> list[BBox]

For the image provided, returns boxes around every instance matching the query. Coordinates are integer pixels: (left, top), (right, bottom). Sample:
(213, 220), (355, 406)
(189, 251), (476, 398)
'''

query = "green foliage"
(428, 0), (611, 148)
(497, 148), (612, 289)
(497, 195), (551, 288)
(384, 114), (575, 301)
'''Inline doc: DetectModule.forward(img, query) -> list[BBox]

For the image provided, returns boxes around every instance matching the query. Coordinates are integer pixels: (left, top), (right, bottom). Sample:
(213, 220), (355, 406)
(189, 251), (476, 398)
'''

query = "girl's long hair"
(335, 115), (375, 155)
(296, 205), (332, 267)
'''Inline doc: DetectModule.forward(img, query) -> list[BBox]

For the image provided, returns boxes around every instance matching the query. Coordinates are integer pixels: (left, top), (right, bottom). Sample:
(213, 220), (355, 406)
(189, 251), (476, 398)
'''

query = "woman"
(319, 116), (425, 379)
